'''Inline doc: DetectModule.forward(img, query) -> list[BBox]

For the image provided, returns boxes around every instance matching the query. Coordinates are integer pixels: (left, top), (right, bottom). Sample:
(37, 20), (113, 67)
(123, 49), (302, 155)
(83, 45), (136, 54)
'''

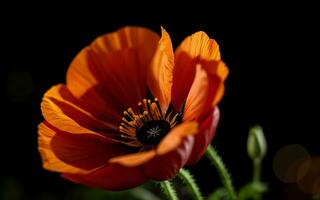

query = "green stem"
(205, 145), (237, 200)
(159, 181), (179, 200)
(177, 168), (203, 200)
(253, 159), (262, 200)
(253, 159), (261, 182)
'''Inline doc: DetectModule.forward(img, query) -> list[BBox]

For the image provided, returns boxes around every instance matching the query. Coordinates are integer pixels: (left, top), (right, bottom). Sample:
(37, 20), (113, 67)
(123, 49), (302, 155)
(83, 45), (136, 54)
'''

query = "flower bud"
(247, 125), (267, 160)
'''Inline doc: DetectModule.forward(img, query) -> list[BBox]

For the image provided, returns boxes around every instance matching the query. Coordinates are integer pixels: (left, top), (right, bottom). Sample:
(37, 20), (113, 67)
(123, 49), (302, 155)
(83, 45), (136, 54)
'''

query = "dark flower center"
(118, 97), (185, 150)
(136, 120), (171, 145)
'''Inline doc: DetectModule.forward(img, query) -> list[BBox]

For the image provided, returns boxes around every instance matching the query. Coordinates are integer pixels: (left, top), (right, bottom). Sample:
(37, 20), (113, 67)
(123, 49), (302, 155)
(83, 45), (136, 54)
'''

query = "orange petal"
(109, 150), (156, 167)
(171, 52), (197, 111)
(38, 122), (88, 174)
(38, 122), (128, 174)
(175, 31), (221, 61)
(187, 107), (220, 165)
(67, 26), (160, 116)
(142, 133), (195, 180)
(62, 164), (148, 190)
(41, 84), (116, 137)
(156, 121), (198, 155)
(147, 27), (174, 112)
(66, 47), (122, 122)
(201, 60), (229, 106)
(182, 60), (229, 121)
(183, 65), (211, 121)
(171, 31), (222, 111)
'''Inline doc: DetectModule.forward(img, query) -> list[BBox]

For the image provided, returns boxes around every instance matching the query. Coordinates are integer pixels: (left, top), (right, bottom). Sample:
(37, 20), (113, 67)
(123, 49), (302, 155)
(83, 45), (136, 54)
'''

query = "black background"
(1, 2), (319, 200)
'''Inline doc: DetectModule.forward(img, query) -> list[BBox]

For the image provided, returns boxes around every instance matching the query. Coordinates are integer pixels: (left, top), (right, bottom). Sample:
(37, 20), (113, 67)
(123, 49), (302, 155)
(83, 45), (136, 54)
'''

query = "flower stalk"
(247, 125), (267, 200)
(159, 180), (179, 200)
(177, 168), (203, 200)
(205, 145), (237, 200)
(253, 158), (262, 183)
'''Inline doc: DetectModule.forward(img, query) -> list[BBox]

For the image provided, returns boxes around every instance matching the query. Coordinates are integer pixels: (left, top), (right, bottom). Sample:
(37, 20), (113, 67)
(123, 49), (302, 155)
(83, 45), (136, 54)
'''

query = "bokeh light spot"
(273, 144), (311, 183)
(297, 157), (320, 194)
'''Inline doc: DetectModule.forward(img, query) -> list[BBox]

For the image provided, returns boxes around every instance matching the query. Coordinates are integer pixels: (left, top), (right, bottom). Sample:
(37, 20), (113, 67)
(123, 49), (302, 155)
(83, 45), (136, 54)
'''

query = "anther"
(154, 98), (164, 119)
(118, 97), (182, 147)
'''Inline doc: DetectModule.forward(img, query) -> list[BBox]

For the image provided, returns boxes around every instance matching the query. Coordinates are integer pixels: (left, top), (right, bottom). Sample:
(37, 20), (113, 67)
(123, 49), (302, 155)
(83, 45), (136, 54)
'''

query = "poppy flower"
(38, 26), (228, 190)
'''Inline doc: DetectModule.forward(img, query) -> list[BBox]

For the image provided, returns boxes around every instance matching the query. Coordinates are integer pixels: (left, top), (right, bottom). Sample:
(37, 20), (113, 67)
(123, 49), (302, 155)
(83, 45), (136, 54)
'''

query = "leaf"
(238, 182), (268, 200)
(207, 188), (227, 200)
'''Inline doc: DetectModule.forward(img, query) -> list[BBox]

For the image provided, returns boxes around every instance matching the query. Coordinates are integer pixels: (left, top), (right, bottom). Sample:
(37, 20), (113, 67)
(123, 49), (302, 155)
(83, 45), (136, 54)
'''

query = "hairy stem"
(159, 180), (179, 200)
(177, 168), (203, 200)
(205, 145), (237, 200)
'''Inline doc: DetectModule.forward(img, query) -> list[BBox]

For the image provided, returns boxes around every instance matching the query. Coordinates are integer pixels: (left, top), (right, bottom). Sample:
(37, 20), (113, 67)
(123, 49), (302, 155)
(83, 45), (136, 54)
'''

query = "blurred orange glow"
(273, 144), (311, 183)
